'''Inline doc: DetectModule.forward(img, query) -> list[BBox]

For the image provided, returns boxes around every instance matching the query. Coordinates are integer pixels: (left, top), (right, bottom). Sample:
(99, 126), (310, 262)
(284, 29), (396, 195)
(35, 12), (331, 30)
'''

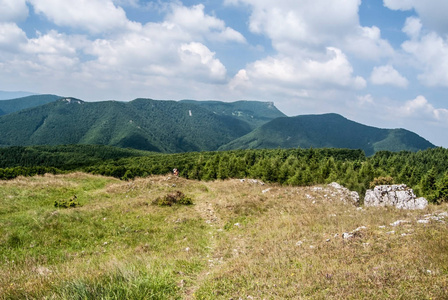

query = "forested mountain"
(0, 94), (61, 116)
(220, 113), (435, 156)
(0, 98), (254, 152)
(179, 100), (286, 129)
(0, 97), (435, 154)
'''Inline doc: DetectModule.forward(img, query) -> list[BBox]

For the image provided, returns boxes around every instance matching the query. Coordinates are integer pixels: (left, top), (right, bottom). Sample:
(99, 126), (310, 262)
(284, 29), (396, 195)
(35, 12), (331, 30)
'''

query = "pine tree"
(435, 173), (448, 204)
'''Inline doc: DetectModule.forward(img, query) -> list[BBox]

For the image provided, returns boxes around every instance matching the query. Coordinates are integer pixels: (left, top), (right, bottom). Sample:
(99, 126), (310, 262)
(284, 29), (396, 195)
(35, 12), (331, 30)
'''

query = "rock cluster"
(364, 184), (427, 210)
(327, 182), (360, 205)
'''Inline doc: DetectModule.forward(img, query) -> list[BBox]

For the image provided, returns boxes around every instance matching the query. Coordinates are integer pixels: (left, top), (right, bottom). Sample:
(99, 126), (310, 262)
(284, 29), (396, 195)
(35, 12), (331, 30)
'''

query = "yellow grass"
(1, 173), (447, 299)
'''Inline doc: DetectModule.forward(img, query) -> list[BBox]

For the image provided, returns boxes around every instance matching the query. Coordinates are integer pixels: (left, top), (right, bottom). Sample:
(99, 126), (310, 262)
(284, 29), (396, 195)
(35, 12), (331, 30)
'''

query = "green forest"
(1, 145), (448, 203)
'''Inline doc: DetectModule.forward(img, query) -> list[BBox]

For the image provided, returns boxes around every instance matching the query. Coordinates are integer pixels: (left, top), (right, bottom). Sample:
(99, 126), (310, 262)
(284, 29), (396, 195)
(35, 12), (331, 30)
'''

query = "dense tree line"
(0, 145), (447, 203)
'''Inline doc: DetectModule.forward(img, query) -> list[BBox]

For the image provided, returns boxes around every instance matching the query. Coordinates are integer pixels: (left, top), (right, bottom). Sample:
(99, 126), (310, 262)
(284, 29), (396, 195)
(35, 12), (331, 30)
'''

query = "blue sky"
(1, 0), (448, 147)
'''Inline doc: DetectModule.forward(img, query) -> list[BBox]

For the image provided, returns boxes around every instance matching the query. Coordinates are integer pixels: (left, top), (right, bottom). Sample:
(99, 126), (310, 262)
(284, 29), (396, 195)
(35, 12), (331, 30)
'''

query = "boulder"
(364, 184), (427, 210)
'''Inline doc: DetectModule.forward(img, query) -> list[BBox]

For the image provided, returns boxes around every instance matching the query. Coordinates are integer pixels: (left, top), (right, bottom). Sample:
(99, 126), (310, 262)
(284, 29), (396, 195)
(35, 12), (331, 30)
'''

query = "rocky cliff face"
(364, 184), (427, 210)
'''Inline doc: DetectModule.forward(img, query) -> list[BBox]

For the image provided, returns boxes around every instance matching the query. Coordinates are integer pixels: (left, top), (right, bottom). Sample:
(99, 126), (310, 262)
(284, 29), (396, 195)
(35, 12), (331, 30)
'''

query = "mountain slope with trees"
(179, 100), (286, 129)
(0, 98), (255, 152)
(0, 97), (436, 155)
(220, 113), (435, 156)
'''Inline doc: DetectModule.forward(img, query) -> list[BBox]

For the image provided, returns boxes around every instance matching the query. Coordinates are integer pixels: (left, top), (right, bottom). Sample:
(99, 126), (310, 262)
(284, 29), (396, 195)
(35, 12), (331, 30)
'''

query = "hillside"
(220, 113), (435, 156)
(0, 97), (436, 155)
(179, 100), (286, 129)
(0, 98), (253, 152)
(1, 173), (447, 298)
(0, 94), (61, 116)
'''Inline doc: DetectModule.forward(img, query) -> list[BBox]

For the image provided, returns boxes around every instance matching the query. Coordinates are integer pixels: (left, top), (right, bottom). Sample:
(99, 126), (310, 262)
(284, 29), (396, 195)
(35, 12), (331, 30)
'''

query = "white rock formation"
(328, 182), (359, 205)
(364, 184), (427, 210)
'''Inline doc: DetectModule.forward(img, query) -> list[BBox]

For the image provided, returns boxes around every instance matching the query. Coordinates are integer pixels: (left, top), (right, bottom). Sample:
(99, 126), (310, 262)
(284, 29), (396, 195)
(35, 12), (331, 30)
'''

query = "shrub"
(369, 176), (394, 189)
(152, 191), (193, 206)
(54, 195), (82, 208)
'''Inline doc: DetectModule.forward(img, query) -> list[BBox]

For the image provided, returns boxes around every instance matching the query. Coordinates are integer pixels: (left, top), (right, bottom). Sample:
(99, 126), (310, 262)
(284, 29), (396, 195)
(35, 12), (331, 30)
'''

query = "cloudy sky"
(1, 0), (448, 147)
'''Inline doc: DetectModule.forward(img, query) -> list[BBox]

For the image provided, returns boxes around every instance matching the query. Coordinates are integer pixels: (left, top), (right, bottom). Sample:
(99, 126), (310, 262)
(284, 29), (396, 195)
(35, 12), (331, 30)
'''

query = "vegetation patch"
(152, 191), (194, 206)
(369, 176), (395, 188)
(54, 195), (82, 208)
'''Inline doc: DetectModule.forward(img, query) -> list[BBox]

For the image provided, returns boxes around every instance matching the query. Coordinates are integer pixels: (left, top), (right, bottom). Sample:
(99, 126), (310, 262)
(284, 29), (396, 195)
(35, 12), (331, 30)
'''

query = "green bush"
(54, 195), (82, 208)
(152, 191), (193, 206)
(369, 176), (394, 189)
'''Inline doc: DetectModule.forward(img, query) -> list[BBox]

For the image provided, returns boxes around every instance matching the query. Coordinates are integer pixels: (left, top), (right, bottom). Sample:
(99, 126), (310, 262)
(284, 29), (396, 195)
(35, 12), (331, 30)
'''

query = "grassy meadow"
(1, 173), (448, 299)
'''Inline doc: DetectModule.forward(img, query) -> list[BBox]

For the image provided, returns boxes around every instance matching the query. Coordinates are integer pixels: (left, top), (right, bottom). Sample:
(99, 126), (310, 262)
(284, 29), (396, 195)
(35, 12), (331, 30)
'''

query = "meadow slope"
(1, 173), (447, 299)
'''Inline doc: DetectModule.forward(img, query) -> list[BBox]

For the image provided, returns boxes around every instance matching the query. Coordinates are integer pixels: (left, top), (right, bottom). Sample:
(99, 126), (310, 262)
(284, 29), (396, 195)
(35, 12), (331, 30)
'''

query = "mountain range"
(219, 113), (435, 156)
(0, 94), (436, 155)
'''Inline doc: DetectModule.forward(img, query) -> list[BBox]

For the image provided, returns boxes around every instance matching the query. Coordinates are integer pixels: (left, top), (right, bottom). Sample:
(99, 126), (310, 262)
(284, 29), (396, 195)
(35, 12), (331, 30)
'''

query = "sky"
(1, 0), (448, 147)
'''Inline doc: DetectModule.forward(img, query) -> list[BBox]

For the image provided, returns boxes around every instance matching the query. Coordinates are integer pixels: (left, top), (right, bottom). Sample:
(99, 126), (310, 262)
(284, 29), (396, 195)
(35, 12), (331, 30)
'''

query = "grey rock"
(327, 182), (359, 205)
(364, 184), (428, 210)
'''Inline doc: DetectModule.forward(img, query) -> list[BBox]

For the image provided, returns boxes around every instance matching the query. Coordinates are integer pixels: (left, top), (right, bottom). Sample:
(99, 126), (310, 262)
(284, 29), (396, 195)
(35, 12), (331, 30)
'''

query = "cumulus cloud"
(403, 17), (422, 39)
(370, 65), (409, 88)
(0, 0), (28, 22)
(23, 30), (77, 55)
(402, 30), (448, 87)
(0, 22), (27, 51)
(226, 0), (393, 60)
(0, 2), (244, 100)
(401, 95), (448, 121)
(28, 0), (140, 34)
(179, 42), (227, 82)
(343, 26), (394, 60)
(230, 47), (366, 95)
(166, 4), (246, 43)
(384, 0), (448, 35)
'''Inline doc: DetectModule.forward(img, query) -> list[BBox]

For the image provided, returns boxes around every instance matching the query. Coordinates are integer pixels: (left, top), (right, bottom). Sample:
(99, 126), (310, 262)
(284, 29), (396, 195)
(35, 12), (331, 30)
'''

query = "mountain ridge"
(219, 113), (435, 155)
(0, 97), (435, 154)
(0, 98), (258, 152)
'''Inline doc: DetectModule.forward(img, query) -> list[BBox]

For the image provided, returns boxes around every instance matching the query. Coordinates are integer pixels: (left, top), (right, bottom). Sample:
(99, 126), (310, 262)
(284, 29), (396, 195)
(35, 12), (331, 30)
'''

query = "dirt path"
(183, 199), (222, 299)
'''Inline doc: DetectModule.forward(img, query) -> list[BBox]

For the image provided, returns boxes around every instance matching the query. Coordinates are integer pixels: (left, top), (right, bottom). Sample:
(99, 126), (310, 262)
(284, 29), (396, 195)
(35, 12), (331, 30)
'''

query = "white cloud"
(403, 17), (422, 39)
(343, 26), (394, 60)
(383, 0), (414, 10)
(0, 22), (27, 52)
(230, 47), (366, 95)
(28, 0), (140, 34)
(179, 42), (227, 82)
(234, 0), (360, 47)
(401, 95), (448, 121)
(165, 4), (246, 43)
(370, 65), (408, 88)
(0, 2), (241, 100)
(0, 0), (28, 22)
(384, 0), (448, 35)
(357, 94), (374, 105)
(23, 30), (77, 55)
(402, 31), (448, 87)
(226, 0), (393, 60)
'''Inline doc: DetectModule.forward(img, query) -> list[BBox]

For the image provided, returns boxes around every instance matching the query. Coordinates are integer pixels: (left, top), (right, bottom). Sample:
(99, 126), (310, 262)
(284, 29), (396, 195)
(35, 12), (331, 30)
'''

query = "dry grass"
(1, 174), (447, 299)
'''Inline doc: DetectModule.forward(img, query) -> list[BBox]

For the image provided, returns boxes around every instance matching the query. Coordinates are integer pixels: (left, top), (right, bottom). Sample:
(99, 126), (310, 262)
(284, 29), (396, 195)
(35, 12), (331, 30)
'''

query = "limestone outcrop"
(327, 182), (360, 205)
(364, 184), (427, 210)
